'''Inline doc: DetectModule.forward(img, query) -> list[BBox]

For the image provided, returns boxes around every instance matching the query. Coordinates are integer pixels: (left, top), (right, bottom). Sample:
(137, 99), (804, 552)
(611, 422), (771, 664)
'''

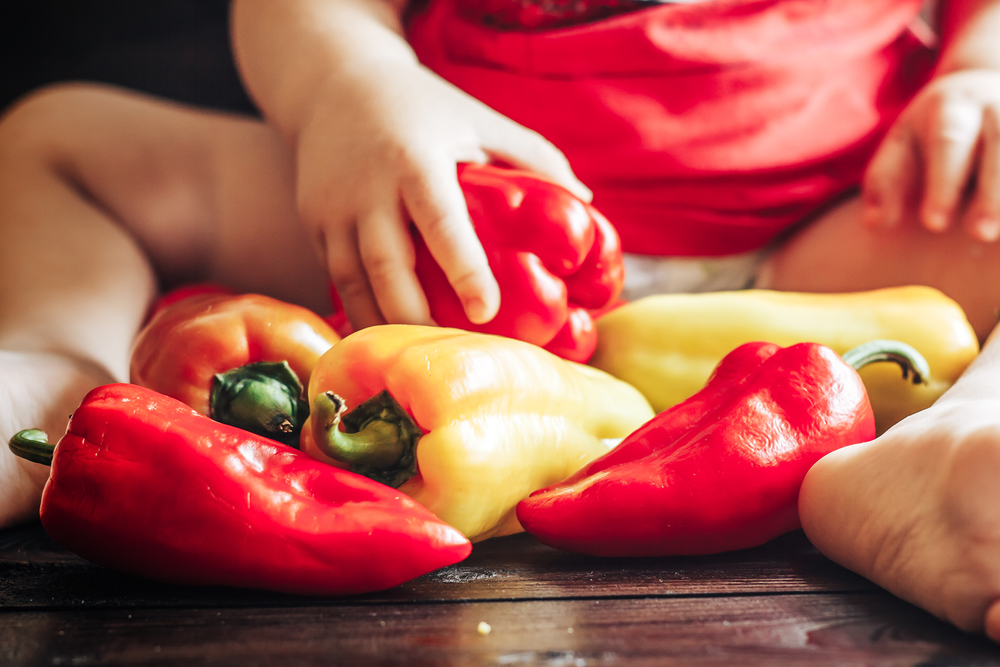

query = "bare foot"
(0, 350), (116, 528)
(800, 390), (1000, 637)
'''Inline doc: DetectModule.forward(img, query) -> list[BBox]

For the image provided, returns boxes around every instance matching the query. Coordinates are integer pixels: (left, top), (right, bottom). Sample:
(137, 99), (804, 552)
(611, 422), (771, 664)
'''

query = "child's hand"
(862, 69), (1000, 242)
(295, 59), (591, 330)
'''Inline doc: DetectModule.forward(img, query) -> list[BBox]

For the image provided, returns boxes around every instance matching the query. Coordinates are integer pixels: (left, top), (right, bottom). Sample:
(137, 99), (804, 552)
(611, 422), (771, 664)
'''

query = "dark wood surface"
(2, 522), (999, 666)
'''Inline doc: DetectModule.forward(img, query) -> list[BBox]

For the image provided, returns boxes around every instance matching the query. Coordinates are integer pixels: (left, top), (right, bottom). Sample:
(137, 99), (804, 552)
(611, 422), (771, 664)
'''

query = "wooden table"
(2, 521), (999, 666)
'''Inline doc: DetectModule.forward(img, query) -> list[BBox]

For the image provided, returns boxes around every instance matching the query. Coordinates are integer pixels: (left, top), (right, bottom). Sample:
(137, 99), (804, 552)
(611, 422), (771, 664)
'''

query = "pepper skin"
(516, 340), (925, 557)
(299, 325), (654, 542)
(589, 286), (979, 433)
(411, 163), (624, 363)
(130, 285), (340, 445)
(8, 384), (471, 595)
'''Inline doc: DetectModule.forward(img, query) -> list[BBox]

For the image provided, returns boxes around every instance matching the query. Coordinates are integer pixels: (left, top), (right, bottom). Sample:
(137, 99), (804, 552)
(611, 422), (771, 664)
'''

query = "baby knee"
(0, 82), (123, 159)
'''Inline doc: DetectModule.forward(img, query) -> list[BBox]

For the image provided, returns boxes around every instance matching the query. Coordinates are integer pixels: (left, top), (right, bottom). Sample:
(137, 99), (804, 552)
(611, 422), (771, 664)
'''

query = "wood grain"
(0, 523), (872, 609)
(3, 595), (998, 666)
(3, 522), (998, 665)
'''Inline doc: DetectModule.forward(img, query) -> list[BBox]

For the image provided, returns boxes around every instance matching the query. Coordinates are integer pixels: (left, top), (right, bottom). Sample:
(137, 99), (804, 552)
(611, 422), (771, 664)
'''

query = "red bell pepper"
(328, 164), (624, 362)
(130, 285), (340, 446)
(8, 384), (471, 595)
(516, 340), (929, 556)
(413, 163), (623, 363)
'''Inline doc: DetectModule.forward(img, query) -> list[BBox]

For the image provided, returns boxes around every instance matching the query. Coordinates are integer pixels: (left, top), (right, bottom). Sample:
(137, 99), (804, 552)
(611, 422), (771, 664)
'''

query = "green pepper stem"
(311, 390), (421, 488)
(211, 361), (308, 448)
(841, 340), (930, 385)
(8, 429), (54, 466)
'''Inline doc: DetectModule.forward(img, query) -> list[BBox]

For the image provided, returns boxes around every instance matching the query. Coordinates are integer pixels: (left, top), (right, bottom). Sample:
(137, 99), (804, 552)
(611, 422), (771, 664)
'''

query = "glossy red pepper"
(516, 340), (928, 556)
(8, 384), (471, 595)
(414, 163), (623, 363)
(328, 164), (624, 362)
(131, 285), (340, 446)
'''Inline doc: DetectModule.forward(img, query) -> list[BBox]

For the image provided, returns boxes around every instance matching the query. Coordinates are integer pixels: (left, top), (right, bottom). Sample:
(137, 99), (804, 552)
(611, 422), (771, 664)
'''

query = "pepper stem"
(211, 361), (308, 447)
(8, 429), (54, 466)
(311, 390), (422, 488)
(841, 340), (930, 385)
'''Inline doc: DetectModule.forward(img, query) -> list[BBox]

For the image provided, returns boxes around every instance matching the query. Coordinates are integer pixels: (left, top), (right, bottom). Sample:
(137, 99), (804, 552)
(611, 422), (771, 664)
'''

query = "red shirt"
(408, 0), (936, 256)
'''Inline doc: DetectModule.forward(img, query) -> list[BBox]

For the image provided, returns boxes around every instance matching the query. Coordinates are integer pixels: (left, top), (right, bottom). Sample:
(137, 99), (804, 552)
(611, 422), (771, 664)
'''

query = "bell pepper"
(516, 339), (929, 556)
(589, 286), (979, 433)
(328, 164), (623, 362)
(8, 383), (471, 595)
(413, 163), (623, 363)
(298, 325), (654, 542)
(130, 285), (340, 446)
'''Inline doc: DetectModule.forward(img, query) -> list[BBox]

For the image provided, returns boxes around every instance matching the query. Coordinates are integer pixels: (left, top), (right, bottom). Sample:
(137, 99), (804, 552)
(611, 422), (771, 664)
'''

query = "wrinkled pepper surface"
(517, 340), (928, 556)
(130, 285), (340, 445)
(8, 384), (471, 595)
(299, 325), (654, 542)
(589, 286), (979, 433)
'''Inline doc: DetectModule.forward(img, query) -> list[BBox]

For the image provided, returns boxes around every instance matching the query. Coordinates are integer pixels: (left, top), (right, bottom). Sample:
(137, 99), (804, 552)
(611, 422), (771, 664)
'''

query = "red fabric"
(456, 0), (664, 30)
(408, 0), (936, 256)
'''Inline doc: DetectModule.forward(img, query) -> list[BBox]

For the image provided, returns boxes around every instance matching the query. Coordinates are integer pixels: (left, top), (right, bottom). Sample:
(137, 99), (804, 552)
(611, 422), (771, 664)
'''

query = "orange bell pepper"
(130, 285), (340, 445)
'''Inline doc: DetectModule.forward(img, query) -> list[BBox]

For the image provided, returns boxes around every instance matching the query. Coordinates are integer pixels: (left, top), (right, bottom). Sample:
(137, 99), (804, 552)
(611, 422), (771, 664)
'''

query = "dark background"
(1, 0), (256, 115)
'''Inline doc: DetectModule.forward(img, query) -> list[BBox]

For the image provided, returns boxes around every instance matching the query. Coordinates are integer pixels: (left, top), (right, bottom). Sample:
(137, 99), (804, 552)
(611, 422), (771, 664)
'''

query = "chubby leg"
(0, 83), (326, 528)
(761, 194), (1000, 637)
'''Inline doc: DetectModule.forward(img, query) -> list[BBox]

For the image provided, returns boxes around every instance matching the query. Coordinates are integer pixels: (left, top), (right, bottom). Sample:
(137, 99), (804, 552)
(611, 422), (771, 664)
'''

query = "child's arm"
(230, 0), (591, 330)
(862, 0), (1000, 241)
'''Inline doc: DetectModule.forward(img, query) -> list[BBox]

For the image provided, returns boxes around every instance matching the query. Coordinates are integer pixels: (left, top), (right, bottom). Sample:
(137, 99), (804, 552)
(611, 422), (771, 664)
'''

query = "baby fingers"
(358, 204), (434, 326)
(962, 105), (1000, 242)
(400, 158), (500, 325)
(862, 123), (920, 229)
(920, 96), (983, 233)
(325, 223), (386, 331)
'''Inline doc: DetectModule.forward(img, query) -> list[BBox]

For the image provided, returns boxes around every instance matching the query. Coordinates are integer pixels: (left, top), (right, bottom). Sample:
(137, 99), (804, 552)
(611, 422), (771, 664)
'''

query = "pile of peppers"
(11, 272), (970, 593)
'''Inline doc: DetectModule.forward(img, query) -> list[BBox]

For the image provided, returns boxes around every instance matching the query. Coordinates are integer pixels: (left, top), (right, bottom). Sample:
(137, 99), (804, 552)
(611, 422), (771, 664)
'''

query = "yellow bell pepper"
(589, 286), (979, 434)
(299, 325), (654, 542)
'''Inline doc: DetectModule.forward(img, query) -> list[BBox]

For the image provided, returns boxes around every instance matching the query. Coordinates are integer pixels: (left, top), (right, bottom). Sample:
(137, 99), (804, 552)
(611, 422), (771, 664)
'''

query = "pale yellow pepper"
(589, 286), (979, 434)
(300, 325), (654, 542)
